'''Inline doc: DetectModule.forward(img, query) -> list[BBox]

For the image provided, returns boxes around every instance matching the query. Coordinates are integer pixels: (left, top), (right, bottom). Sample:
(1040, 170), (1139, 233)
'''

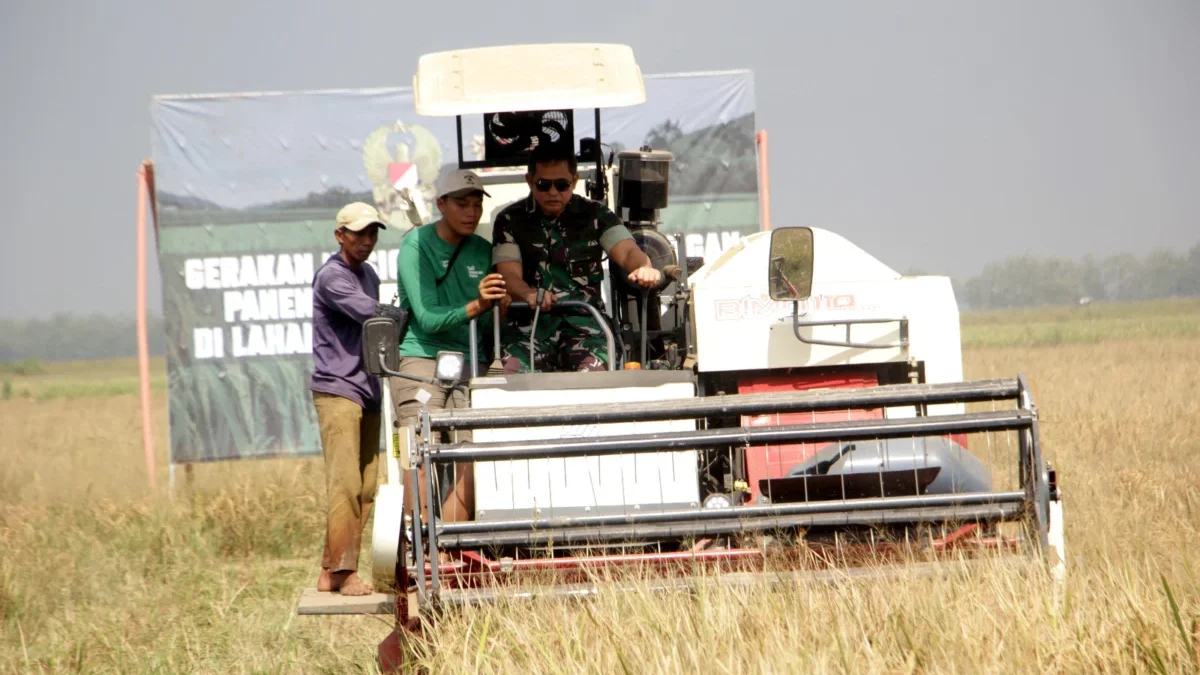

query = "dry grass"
(0, 357), (168, 402)
(2, 301), (1199, 673)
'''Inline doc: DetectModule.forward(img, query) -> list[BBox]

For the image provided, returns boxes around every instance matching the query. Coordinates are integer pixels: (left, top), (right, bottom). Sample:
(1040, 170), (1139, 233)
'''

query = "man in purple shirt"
(309, 201), (386, 596)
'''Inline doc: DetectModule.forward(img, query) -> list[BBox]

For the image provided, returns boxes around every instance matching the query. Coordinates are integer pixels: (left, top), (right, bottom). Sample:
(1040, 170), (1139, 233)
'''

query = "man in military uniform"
(492, 143), (662, 373)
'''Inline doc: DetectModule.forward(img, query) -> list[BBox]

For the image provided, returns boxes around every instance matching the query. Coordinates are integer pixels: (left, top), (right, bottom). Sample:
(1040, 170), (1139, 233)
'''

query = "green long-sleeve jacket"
(396, 224), (494, 359)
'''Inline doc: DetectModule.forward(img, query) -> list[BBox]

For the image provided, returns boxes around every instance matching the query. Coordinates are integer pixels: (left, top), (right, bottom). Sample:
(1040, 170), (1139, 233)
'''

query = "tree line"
(0, 243), (1196, 362)
(0, 314), (167, 363)
(955, 242), (1200, 310)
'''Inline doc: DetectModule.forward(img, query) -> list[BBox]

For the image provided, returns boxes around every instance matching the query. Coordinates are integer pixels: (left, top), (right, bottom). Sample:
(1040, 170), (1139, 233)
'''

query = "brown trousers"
(313, 391), (381, 573)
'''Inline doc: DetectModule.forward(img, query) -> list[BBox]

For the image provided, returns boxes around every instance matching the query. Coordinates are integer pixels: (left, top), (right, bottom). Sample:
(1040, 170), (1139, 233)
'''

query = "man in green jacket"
(392, 169), (508, 522)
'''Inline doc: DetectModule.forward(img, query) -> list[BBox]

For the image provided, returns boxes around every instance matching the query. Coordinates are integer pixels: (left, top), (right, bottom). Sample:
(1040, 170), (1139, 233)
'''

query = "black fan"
(484, 110), (573, 161)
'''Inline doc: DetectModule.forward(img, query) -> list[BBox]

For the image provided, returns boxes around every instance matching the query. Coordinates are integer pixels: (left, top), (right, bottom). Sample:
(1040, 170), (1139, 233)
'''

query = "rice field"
(1, 299), (1198, 673)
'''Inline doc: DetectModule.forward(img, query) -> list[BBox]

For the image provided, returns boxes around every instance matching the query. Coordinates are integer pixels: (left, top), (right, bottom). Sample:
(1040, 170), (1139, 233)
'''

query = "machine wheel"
(371, 483), (405, 592)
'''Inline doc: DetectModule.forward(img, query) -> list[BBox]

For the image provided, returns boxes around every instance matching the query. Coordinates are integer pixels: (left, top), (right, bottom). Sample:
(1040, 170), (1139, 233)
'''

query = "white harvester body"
(689, 228), (965, 418)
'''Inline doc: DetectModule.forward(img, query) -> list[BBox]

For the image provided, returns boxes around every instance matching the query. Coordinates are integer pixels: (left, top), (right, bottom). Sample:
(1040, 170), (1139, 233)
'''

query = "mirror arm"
(790, 304), (911, 350)
(374, 346), (469, 395)
(375, 345), (434, 384)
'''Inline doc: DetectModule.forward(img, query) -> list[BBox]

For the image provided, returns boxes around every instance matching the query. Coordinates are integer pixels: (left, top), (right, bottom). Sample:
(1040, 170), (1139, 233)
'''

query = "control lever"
(640, 288), (649, 365)
(529, 288), (546, 373)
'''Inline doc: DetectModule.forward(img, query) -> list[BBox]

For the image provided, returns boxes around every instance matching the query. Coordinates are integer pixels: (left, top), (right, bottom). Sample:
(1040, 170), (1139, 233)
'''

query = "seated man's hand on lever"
(468, 273), (507, 317)
(524, 289), (556, 312)
(610, 239), (662, 291)
(627, 264), (662, 289)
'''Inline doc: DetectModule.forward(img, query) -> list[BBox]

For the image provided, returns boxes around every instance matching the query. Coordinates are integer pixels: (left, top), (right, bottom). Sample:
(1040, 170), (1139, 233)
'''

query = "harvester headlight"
(703, 493), (733, 510)
(434, 351), (465, 384)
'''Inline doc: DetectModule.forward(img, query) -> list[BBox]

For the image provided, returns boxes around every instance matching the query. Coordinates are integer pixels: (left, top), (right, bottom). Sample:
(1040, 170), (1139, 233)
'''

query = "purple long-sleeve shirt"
(309, 253), (382, 410)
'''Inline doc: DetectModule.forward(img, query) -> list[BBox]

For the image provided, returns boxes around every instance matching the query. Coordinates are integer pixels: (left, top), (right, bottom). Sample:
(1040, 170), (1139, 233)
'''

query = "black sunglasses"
(534, 178), (573, 193)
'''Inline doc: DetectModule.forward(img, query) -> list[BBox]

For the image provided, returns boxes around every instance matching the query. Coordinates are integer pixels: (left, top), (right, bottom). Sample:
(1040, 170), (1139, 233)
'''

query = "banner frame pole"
(756, 129), (771, 232)
(137, 162), (158, 490)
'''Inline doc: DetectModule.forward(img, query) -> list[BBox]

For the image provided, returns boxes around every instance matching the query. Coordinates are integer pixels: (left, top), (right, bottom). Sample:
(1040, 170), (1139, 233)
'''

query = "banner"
(151, 71), (759, 463)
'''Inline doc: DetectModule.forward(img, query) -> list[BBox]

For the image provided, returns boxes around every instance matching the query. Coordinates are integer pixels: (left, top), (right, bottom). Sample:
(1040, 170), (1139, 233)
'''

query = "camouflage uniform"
(492, 193), (633, 373)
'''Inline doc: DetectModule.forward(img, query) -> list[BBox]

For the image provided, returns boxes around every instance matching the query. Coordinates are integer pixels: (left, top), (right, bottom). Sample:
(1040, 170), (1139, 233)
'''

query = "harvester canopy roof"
(413, 43), (647, 116)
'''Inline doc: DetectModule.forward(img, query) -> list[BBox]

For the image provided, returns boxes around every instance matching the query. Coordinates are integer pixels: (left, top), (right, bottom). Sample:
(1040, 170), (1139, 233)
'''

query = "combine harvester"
(296, 43), (1066, 671)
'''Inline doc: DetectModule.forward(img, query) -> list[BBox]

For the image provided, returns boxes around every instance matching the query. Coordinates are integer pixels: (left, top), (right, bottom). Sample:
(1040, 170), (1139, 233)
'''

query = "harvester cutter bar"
(430, 529), (1018, 584)
(435, 502), (1023, 548)
(428, 378), (1021, 431)
(437, 490), (1026, 535)
(426, 409), (1034, 463)
(431, 557), (1036, 608)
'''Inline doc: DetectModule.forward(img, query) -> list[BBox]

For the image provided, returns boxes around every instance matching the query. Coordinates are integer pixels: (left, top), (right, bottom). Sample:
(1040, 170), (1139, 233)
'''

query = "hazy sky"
(2, 0), (1197, 318)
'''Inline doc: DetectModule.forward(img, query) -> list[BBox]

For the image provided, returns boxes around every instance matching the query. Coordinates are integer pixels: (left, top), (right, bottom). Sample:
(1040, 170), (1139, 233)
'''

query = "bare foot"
(336, 572), (372, 596)
(316, 568), (373, 595)
(317, 568), (335, 592)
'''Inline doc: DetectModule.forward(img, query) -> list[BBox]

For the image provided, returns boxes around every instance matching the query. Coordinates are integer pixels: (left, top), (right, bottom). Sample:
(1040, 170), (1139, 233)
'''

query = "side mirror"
(362, 316), (400, 377)
(767, 227), (815, 301)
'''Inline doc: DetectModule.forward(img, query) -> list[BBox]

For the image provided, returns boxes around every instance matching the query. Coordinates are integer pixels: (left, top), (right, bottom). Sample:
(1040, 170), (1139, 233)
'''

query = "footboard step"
(296, 588), (394, 615)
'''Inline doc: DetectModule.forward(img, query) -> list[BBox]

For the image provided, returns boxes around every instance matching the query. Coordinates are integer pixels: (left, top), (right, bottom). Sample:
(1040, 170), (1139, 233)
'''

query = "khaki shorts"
(387, 356), (473, 441)
(388, 356), (472, 507)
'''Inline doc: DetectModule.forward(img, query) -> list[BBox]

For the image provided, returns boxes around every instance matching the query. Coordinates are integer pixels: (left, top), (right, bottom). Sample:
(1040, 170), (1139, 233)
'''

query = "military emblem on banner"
(363, 122), (443, 231)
